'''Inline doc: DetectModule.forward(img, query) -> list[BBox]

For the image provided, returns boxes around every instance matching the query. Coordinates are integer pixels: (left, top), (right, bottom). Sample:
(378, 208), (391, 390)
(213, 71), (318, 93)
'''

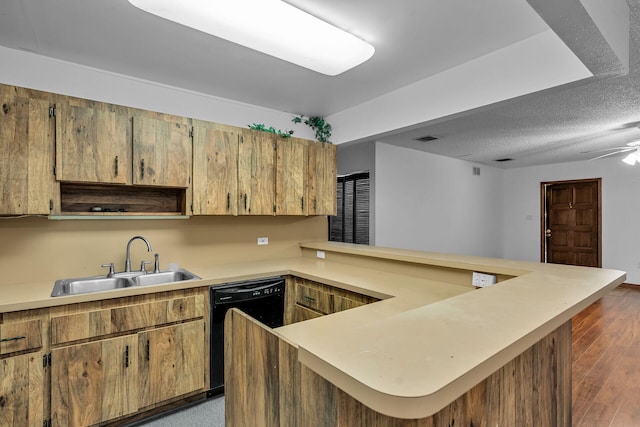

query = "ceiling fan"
(590, 141), (640, 164)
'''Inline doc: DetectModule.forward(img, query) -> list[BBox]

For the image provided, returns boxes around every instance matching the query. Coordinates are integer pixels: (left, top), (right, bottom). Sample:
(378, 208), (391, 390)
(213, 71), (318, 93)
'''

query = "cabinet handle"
(0, 335), (26, 343)
(304, 295), (316, 302)
(146, 340), (150, 361)
(140, 159), (145, 179)
(301, 196), (304, 210)
(115, 156), (119, 176)
(125, 345), (129, 368)
(227, 192), (230, 210)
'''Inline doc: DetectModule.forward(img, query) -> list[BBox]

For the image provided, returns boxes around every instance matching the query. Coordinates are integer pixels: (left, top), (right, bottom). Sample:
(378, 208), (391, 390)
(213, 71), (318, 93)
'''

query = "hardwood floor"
(572, 284), (640, 426)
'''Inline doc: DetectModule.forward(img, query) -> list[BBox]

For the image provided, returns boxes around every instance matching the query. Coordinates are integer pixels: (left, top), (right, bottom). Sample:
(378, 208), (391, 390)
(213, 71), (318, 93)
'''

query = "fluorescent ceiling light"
(128, 0), (375, 76)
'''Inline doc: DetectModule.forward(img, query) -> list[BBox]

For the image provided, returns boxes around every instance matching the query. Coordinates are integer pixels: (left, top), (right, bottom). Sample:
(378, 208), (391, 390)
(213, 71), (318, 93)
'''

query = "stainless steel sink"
(132, 269), (200, 286)
(51, 269), (200, 297)
(51, 276), (134, 297)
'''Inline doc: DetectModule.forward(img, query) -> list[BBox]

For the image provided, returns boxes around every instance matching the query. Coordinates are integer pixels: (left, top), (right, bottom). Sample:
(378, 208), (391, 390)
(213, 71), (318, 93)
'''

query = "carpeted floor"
(133, 395), (225, 427)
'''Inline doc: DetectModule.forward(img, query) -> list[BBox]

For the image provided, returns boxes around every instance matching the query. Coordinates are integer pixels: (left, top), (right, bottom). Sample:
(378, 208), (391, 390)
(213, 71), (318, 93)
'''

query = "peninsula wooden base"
(225, 309), (571, 426)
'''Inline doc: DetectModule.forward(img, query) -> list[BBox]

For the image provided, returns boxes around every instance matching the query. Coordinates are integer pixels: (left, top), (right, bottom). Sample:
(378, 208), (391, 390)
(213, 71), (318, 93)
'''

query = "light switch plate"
(316, 250), (325, 259)
(257, 237), (268, 245)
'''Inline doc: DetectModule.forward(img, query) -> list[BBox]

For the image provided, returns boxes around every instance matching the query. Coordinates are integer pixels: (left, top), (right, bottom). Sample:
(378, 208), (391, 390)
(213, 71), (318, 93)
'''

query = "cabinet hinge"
(53, 165), (56, 177)
(43, 419), (52, 427)
(48, 106), (56, 118)
(189, 127), (194, 139)
(190, 203), (194, 213)
(240, 135), (244, 143)
(42, 353), (51, 368)
(273, 205), (276, 213)
(273, 143), (277, 150)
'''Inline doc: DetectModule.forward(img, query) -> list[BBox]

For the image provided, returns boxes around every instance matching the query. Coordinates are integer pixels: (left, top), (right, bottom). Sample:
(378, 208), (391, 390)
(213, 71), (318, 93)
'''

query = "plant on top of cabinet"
(292, 115), (332, 143)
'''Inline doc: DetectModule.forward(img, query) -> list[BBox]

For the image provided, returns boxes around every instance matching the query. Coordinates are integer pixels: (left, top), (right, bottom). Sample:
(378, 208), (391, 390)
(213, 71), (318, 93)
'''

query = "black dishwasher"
(208, 276), (285, 396)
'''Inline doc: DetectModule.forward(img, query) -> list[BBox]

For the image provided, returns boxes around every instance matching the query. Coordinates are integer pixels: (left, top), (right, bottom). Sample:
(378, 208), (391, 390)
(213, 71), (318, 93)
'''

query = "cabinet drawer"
(294, 304), (324, 322)
(0, 319), (42, 355)
(296, 283), (333, 314)
(51, 295), (202, 345)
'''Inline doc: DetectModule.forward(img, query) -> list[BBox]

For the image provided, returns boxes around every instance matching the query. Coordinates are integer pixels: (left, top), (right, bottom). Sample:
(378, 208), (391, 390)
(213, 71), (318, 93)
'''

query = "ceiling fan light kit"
(127, 0), (375, 76)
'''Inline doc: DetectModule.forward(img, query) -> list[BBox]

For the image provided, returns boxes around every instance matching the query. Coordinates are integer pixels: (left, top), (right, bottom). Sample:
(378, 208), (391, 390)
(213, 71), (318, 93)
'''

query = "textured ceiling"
(379, 0), (640, 169)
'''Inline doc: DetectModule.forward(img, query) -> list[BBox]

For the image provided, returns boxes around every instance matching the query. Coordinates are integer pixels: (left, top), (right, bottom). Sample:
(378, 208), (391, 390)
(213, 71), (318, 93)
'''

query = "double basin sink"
(51, 269), (200, 297)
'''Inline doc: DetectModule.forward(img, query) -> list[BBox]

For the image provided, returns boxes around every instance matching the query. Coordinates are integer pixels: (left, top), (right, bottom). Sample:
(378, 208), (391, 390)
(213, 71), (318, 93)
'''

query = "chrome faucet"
(125, 235), (152, 272)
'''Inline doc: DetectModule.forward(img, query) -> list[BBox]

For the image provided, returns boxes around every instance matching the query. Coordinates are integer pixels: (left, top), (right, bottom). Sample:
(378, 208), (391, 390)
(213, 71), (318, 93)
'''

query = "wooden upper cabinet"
(55, 101), (129, 184)
(276, 137), (308, 215)
(308, 142), (337, 216)
(238, 129), (276, 215)
(132, 116), (191, 187)
(192, 123), (239, 215)
(0, 85), (57, 215)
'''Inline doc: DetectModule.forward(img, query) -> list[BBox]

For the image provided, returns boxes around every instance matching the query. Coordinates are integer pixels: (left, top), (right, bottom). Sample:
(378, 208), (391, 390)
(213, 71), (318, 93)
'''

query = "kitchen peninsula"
(0, 241), (625, 426)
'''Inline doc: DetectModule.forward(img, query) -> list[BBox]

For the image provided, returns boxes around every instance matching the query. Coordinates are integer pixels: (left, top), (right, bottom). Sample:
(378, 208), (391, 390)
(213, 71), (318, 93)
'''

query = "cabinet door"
(51, 335), (138, 427)
(192, 124), (239, 215)
(138, 320), (205, 408)
(238, 130), (276, 215)
(0, 88), (56, 215)
(55, 102), (129, 184)
(132, 116), (191, 187)
(0, 352), (44, 427)
(276, 137), (308, 215)
(308, 142), (337, 216)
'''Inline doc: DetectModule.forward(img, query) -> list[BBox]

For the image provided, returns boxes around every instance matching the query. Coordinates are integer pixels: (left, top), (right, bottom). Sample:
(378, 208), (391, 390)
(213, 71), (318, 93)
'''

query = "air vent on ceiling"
(415, 135), (439, 142)
(494, 158), (513, 162)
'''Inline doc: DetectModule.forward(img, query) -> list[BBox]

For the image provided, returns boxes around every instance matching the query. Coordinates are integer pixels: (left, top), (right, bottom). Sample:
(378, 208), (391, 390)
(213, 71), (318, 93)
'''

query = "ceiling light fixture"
(128, 0), (375, 76)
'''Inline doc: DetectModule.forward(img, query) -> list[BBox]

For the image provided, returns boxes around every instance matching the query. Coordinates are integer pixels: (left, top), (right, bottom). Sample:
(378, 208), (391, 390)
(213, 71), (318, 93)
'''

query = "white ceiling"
(0, 0), (638, 168)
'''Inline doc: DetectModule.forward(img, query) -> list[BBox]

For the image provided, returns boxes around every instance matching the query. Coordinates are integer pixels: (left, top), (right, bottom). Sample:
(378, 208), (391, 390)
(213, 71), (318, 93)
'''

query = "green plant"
(292, 115), (332, 143)
(248, 123), (293, 138)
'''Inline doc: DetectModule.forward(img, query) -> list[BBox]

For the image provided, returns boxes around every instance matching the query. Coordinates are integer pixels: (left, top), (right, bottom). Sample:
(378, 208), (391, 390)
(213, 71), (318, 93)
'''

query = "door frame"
(540, 178), (602, 266)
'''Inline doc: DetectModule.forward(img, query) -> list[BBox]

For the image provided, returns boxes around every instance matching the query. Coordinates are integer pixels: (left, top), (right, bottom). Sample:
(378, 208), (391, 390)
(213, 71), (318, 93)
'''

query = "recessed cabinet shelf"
(59, 183), (187, 217)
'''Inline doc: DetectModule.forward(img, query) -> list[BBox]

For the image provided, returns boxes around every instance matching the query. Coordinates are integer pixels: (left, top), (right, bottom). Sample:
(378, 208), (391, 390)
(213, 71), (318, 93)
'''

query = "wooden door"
(0, 352), (45, 427)
(132, 116), (191, 187)
(542, 179), (601, 267)
(55, 102), (129, 184)
(0, 87), (56, 215)
(192, 124), (239, 215)
(276, 137), (308, 215)
(138, 320), (205, 409)
(51, 335), (139, 426)
(308, 141), (337, 216)
(238, 130), (276, 215)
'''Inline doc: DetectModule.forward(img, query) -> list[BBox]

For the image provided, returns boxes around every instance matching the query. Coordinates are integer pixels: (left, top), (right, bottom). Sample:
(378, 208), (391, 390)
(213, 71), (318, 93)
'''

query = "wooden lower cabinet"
(51, 335), (139, 426)
(0, 352), (45, 427)
(50, 319), (205, 427)
(138, 321), (205, 409)
(284, 276), (380, 325)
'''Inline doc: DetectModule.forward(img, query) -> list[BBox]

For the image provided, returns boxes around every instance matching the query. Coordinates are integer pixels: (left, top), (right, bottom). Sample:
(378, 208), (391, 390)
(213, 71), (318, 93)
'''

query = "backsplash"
(0, 216), (327, 285)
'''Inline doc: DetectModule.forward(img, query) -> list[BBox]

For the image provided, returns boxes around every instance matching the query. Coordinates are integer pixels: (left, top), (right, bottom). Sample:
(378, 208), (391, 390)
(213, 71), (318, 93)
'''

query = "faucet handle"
(153, 253), (160, 274)
(101, 263), (115, 278)
(140, 260), (152, 273)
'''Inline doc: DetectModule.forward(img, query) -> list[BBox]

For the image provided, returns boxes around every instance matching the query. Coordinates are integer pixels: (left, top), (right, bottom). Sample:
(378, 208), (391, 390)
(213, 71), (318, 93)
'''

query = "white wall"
(0, 46), (315, 140)
(504, 157), (640, 283)
(374, 143), (505, 258)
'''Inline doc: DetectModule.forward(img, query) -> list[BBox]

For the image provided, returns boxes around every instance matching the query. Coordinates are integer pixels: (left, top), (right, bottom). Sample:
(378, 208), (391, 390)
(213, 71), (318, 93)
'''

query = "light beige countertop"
(0, 242), (626, 419)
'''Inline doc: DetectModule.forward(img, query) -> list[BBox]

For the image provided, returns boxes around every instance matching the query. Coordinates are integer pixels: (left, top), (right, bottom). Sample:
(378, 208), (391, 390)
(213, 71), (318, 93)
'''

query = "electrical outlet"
(257, 237), (268, 245)
(317, 250), (325, 259)
(472, 272), (497, 287)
